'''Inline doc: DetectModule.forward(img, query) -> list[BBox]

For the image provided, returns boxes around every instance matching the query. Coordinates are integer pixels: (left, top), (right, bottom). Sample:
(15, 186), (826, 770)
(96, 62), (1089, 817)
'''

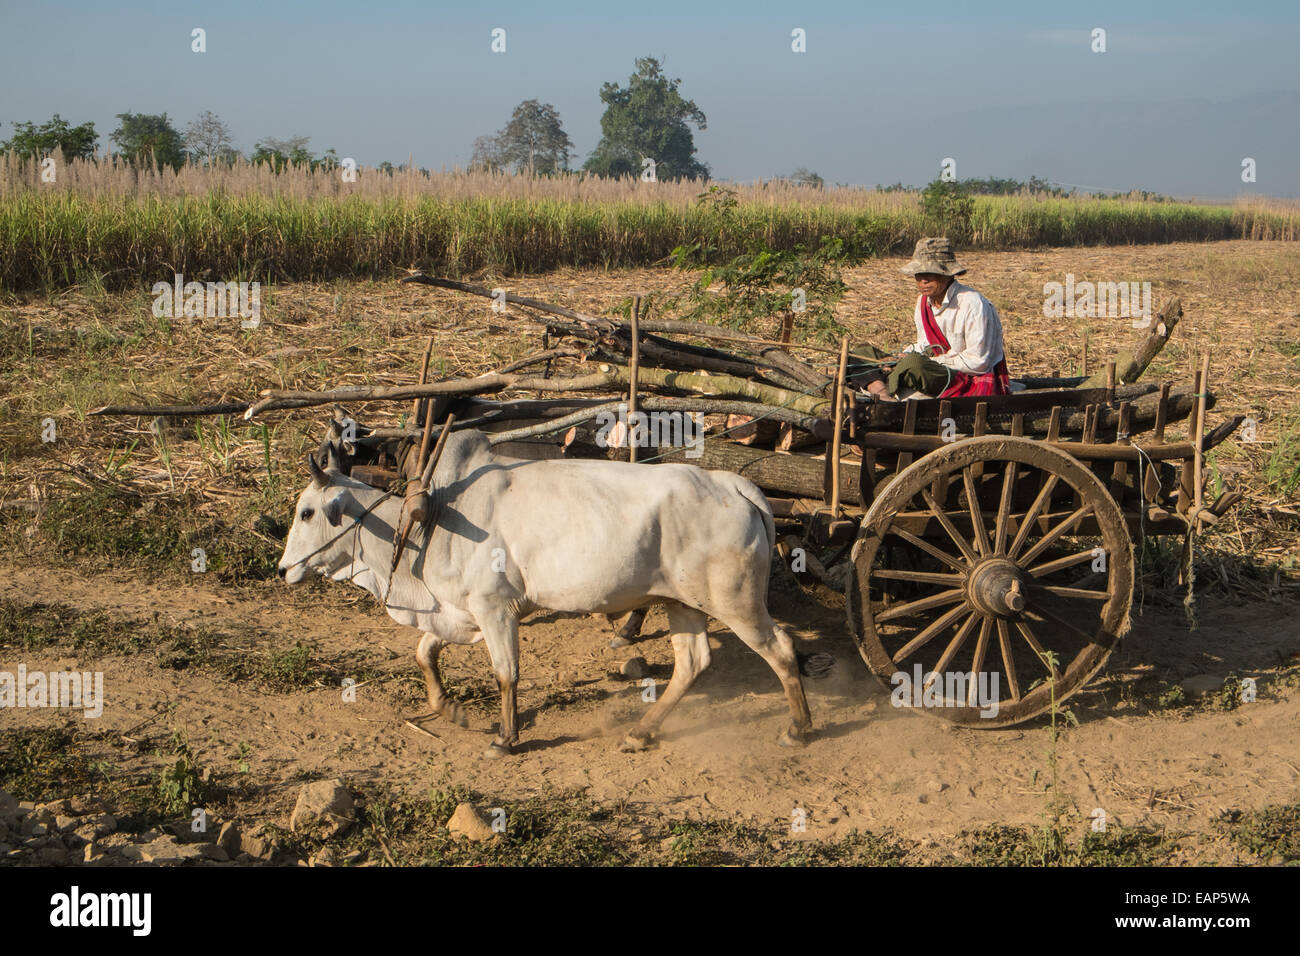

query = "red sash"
(920, 294), (1010, 398)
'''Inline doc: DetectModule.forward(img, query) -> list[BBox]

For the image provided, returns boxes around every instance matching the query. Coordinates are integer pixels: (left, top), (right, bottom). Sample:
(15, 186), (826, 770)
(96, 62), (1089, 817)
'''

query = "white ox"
(276, 431), (813, 757)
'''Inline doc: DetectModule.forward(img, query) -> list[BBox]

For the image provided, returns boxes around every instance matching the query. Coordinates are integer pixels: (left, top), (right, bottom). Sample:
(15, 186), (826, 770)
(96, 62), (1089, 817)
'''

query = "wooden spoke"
(893, 601), (971, 664)
(1030, 584), (1111, 602)
(967, 617), (992, 706)
(876, 587), (966, 623)
(921, 487), (978, 564)
(1016, 504), (1092, 568)
(1013, 618), (1059, 680)
(873, 569), (966, 586)
(1008, 474), (1060, 559)
(993, 461), (1017, 554)
(962, 466), (991, 556)
(1026, 548), (1098, 578)
(887, 526), (967, 572)
(926, 610), (980, 682)
(996, 618), (1021, 702)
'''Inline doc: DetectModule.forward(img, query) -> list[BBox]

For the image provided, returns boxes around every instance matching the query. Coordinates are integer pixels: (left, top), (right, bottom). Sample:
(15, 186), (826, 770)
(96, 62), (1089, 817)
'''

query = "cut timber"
(726, 414), (780, 446)
(652, 439), (861, 501)
(1078, 297), (1181, 388)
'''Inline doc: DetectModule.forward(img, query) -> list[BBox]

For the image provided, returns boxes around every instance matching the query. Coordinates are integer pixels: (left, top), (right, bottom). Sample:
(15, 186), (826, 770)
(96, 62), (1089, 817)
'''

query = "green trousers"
(851, 343), (951, 396)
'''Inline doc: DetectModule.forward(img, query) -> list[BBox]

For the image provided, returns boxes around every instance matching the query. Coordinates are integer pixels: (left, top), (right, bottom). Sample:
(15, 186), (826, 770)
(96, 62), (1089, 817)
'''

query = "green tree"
(111, 112), (186, 168)
(0, 114), (98, 160)
(920, 178), (975, 237)
(499, 100), (573, 174)
(584, 56), (708, 181)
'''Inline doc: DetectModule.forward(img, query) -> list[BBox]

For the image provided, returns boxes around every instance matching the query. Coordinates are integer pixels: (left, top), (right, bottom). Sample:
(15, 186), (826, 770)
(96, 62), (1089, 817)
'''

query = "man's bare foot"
(867, 382), (899, 402)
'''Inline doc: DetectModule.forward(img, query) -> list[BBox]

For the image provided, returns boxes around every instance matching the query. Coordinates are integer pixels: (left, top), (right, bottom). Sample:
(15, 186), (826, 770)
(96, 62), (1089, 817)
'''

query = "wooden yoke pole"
(629, 294), (641, 463)
(830, 335), (849, 515)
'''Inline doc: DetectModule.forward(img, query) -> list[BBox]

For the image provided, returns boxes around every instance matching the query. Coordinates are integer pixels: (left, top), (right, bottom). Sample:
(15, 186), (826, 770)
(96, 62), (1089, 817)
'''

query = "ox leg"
(607, 607), (648, 649)
(620, 603), (710, 752)
(411, 632), (468, 728)
(476, 609), (520, 759)
(729, 615), (814, 747)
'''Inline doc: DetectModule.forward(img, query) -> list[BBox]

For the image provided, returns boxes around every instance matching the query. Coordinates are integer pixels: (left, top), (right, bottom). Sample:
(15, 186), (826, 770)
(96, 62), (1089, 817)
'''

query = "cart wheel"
(847, 436), (1132, 727)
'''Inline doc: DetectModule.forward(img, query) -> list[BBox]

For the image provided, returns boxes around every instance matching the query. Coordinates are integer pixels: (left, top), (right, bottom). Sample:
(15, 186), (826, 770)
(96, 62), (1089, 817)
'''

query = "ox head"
(276, 441), (367, 584)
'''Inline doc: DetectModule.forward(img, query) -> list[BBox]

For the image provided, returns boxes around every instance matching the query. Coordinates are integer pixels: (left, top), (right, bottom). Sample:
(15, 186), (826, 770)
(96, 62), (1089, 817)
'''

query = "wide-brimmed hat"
(899, 237), (967, 277)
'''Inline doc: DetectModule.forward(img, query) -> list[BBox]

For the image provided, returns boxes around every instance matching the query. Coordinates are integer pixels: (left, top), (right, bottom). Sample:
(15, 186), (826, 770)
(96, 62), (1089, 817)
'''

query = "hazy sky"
(2, 0), (1296, 196)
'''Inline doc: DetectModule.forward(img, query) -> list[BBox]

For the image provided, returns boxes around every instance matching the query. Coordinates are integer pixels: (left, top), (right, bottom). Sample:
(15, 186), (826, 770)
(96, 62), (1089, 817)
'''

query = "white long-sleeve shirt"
(903, 281), (1006, 375)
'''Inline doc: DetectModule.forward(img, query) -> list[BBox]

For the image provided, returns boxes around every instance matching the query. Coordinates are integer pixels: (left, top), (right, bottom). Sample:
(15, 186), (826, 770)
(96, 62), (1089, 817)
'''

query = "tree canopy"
(583, 57), (708, 181)
(1, 115), (98, 160)
(183, 111), (236, 166)
(472, 100), (574, 175)
(111, 112), (186, 168)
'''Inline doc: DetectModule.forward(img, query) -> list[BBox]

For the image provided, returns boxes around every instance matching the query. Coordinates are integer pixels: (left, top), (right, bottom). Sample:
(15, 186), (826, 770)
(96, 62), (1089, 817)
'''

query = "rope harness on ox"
(283, 487), (399, 601)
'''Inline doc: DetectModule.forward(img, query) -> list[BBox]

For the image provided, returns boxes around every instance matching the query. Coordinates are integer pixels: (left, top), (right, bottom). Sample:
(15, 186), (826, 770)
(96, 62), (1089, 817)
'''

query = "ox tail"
(733, 478), (776, 555)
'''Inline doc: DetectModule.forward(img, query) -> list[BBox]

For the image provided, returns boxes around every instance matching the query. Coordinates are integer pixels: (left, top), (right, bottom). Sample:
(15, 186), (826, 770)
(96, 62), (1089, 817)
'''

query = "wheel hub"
(966, 558), (1026, 618)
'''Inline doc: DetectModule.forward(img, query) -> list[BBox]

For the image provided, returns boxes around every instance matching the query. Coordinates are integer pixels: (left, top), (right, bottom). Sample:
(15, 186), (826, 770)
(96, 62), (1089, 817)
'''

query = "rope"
(282, 487), (397, 576)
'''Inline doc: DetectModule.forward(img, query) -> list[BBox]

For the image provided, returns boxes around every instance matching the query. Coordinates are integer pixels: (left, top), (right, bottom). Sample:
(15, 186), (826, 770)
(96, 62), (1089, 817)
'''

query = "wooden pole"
(420, 412), (458, 489)
(411, 336), (434, 423)
(830, 335), (849, 515)
(1193, 353), (1211, 517)
(629, 294), (641, 463)
(1082, 332), (1090, 377)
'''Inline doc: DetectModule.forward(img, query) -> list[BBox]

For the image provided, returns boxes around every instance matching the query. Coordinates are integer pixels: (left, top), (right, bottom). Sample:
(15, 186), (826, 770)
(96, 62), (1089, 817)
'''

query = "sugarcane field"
(2, 7), (1300, 910)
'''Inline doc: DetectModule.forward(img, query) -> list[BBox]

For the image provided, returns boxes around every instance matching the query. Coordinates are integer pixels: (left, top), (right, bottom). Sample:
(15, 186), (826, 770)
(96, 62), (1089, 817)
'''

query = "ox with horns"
(276, 430), (813, 757)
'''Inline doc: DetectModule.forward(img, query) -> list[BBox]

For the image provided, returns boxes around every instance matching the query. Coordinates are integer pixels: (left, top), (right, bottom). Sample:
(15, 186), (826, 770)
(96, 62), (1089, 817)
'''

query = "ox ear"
(308, 450), (329, 488)
(324, 488), (357, 527)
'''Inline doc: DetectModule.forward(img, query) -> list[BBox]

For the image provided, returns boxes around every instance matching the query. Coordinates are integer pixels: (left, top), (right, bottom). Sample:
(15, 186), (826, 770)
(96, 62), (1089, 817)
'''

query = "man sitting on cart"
(856, 237), (1011, 401)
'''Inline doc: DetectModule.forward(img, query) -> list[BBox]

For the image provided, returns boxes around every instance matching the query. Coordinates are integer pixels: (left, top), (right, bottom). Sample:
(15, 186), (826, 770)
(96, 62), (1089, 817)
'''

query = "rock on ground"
(290, 779), (356, 839)
(447, 802), (498, 842)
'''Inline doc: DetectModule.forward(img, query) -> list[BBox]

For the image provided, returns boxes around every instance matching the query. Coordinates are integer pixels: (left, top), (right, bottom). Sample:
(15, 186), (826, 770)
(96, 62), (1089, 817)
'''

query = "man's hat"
(899, 237), (967, 277)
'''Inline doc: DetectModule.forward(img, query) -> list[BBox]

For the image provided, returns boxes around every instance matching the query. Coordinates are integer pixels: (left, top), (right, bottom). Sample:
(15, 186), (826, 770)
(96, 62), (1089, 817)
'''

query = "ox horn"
(308, 450), (329, 488)
(325, 441), (345, 474)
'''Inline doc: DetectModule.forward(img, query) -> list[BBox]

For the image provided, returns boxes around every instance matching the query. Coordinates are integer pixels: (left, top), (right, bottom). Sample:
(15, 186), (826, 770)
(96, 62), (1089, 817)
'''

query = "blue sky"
(1, 0), (1296, 196)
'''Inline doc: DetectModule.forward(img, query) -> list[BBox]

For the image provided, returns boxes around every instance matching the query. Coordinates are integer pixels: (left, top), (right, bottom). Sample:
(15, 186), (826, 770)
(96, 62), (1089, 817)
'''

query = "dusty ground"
(1, 559), (1297, 864)
(2, 240), (1299, 865)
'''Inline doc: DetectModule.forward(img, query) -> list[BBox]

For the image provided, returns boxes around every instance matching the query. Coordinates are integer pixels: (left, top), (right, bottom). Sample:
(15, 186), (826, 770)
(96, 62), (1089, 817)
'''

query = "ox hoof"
(608, 637), (631, 649)
(443, 703), (469, 728)
(485, 738), (515, 759)
(778, 728), (810, 748)
(619, 732), (655, 753)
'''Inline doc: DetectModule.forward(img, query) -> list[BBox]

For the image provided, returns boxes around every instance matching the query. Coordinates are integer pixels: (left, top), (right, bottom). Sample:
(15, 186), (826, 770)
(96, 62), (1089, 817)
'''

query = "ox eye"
(300, 508), (315, 520)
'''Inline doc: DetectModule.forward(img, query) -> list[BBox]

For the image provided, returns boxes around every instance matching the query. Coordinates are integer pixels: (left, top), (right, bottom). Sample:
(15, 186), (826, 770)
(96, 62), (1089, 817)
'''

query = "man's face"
(915, 273), (952, 300)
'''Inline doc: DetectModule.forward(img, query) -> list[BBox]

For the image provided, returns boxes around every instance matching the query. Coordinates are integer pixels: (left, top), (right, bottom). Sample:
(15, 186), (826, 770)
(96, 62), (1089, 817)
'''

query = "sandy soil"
(3, 558), (1296, 862)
